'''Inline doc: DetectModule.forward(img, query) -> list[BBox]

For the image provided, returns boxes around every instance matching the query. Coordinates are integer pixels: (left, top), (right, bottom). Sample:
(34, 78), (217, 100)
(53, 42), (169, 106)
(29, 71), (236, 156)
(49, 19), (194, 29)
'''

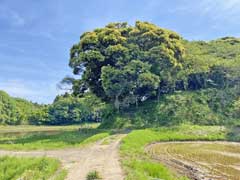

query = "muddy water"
(1, 130), (61, 135)
(0, 130), (61, 139)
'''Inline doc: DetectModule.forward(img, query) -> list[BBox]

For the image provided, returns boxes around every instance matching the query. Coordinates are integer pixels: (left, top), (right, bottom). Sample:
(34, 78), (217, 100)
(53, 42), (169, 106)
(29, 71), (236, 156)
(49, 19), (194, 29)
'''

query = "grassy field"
(120, 125), (235, 180)
(0, 156), (66, 180)
(0, 123), (100, 133)
(0, 124), (109, 150)
(0, 124), (109, 179)
(1, 124), (239, 179)
(149, 142), (240, 179)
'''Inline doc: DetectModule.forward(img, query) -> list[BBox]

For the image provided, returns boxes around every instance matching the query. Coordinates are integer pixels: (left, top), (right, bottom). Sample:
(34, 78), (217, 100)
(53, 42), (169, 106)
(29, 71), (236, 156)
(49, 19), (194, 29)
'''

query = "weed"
(0, 129), (109, 150)
(86, 170), (102, 180)
(0, 156), (66, 180)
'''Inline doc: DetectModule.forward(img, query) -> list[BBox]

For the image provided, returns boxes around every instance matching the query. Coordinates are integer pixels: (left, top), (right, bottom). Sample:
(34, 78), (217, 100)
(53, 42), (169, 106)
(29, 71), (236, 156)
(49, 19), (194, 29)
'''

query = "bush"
(100, 88), (240, 128)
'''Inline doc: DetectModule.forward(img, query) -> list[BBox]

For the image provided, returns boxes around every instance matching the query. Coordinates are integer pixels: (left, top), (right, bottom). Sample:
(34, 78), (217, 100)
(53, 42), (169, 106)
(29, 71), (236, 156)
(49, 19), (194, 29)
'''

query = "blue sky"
(1, 0), (240, 104)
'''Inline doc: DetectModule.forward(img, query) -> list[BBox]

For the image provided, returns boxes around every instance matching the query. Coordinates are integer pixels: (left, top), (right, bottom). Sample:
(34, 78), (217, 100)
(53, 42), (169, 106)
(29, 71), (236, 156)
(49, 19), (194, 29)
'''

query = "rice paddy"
(147, 142), (240, 180)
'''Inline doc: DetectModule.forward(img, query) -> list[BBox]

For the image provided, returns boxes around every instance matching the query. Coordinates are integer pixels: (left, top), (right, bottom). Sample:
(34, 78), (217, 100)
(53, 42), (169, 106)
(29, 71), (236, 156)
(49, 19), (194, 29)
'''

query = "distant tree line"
(0, 91), (105, 125)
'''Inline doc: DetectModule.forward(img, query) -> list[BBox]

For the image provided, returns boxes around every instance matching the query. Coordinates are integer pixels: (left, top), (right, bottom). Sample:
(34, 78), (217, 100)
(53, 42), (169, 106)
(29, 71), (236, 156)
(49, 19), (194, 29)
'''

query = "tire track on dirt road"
(0, 134), (125, 180)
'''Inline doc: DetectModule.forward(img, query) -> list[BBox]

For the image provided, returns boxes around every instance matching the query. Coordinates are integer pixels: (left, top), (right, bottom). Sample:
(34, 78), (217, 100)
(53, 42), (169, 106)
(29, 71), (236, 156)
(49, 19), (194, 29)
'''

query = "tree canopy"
(0, 90), (106, 125)
(1, 21), (240, 127)
(69, 21), (185, 109)
(0, 90), (39, 125)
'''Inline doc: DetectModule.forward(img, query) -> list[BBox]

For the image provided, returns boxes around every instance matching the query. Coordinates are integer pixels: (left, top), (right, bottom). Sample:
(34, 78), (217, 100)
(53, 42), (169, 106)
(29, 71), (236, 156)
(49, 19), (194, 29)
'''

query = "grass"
(0, 123), (100, 134)
(120, 125), (232, 180)
(101, 134), (119, 145)
(0, 125), (108, 180)
(53, 170), (68, 180)
(0, 156), (66, 180)
(150, 142), (240, 179)
(0, 128), (109, 150)
(86, 170), (102, 180)
(1, 124), (239, 179)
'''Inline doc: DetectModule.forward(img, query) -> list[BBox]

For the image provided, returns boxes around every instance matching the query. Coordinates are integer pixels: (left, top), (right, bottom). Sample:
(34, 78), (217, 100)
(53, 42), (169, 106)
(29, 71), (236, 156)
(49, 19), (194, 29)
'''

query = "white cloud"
(10, 10), (25, 26)
(201, 0), (240, 19)
(0, 80), (36, 97)
(0, 6), (25, 27)
(170, 0), (240, 18)
(169, 0), (240, 30)
(217, 0), (240, 10)
(0, 79), (65, 104)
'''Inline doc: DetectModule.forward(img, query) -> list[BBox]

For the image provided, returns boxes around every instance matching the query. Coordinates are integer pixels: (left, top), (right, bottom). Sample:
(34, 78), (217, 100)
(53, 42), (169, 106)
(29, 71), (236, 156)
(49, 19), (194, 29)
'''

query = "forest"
(1, 21), (240, 127)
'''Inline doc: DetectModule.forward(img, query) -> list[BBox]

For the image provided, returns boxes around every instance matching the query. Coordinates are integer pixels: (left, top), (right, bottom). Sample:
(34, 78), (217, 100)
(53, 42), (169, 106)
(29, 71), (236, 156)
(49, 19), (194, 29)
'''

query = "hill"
(1, 22), (240, 127)
(66, 21), (240, 128)
(0, 90), (41, 125)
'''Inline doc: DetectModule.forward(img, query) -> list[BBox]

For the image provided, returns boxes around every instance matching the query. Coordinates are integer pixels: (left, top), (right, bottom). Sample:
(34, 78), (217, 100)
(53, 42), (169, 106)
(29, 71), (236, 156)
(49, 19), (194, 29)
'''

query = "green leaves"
(68, 21), (240, 113)
(232, 98), (240, 119)
(0, 91), (39, 125)
(101, 66), (128, 97)
(138, 72), (159, 89)
(101, 60), (160, 109)
(69, 21), (185, 108)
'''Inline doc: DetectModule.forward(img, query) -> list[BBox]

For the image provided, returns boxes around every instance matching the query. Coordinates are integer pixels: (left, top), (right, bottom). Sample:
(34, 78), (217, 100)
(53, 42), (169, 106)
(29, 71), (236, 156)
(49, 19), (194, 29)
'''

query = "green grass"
(0, 156), (66, 180)
(0, 129), (109, 150)
(86, 170), (102, 180)
(120, 125), (231, 180)
(0, 123), (100, 134)
(53, 170), (68, 180)
(101, 135), (119, 145)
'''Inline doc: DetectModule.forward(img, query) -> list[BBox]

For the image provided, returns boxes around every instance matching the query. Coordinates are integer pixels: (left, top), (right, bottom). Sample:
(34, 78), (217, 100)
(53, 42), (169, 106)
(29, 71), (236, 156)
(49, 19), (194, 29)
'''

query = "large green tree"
(69, 21), (185, 108)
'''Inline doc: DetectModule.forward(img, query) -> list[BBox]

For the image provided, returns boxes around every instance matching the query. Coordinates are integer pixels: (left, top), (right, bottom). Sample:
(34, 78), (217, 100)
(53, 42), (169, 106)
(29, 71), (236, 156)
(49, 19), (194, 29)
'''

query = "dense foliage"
(101, 87), (240, 128)
(69, 21), (185, 110)
(47, 93), (105, 125)
(183, 37), (240, 90)
(67, 21), (240, 127)
(0, 91), (106, 125)
(1, 21), (240, 126)
(69, 22), (239, 105)
(0, 91), (39, 125)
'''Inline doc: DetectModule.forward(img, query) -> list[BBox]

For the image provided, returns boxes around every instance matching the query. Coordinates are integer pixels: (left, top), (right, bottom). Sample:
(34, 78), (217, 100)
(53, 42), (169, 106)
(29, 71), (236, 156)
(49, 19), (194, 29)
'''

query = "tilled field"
(146, 141), (240, 180)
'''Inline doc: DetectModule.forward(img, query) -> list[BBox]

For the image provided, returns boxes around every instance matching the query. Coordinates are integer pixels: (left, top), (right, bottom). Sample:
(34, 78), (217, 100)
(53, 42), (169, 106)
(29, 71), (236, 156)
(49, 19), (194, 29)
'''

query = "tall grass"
(0, 123), (100, 133)
(0, 129), (109, 150)
(0, 156), (66, 180)
(120, 125), (229, 180)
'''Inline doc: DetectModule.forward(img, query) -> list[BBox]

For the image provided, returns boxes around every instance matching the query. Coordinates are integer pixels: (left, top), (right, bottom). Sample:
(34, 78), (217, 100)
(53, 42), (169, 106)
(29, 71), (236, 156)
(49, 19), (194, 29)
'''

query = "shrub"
(86, 170), (102, 180)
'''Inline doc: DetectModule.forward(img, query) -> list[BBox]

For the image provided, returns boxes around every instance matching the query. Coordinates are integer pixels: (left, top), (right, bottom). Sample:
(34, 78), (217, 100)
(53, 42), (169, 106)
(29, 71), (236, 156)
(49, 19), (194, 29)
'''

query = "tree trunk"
(114, 95), (120, 112)
(157, 86), (160, 104)
(135, 96), (138, 109)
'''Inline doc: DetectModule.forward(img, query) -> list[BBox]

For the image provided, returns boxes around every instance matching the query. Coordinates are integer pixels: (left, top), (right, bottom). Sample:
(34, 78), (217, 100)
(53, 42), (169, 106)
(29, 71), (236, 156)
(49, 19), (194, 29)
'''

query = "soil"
(146, 141), (240, 180)
(0, 134), (125, 180)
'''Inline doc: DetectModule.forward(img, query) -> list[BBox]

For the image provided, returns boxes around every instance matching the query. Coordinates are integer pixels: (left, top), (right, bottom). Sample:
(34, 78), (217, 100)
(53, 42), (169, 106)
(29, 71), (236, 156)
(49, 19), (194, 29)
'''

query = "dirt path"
(0, 134), (125, 180)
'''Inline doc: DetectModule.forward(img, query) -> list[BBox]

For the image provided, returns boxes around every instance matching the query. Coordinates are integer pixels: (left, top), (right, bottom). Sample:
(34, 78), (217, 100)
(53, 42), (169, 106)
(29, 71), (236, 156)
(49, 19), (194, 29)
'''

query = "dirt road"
(0, 134), (125, 180)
